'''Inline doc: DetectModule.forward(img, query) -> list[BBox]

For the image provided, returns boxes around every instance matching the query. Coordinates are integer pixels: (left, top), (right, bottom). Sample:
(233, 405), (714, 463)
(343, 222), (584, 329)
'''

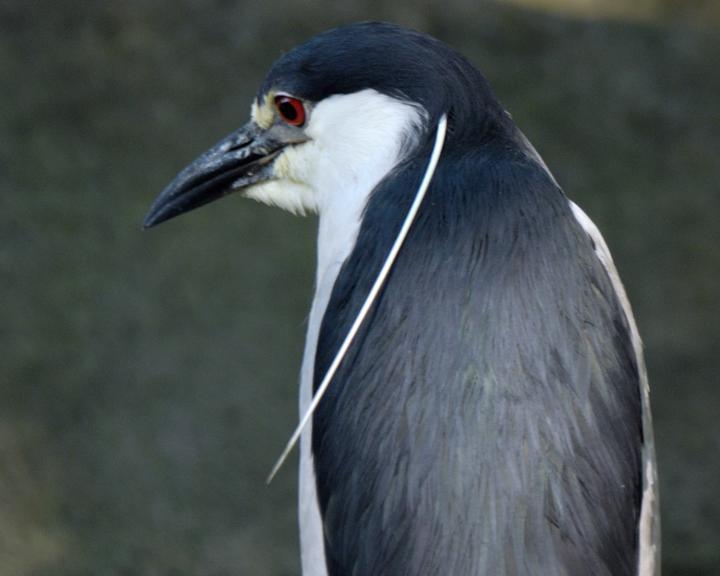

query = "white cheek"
(245, 89), (424, 218)
(305, 90), (425, 212)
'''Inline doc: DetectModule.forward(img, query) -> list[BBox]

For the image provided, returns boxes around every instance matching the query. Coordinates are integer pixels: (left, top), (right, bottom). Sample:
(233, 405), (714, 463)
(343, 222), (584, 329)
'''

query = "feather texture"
(313, 141), (643, 575)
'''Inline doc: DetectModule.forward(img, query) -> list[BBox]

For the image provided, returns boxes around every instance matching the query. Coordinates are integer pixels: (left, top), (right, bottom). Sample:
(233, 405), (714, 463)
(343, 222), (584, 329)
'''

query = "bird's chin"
(244, 179), (318, 216)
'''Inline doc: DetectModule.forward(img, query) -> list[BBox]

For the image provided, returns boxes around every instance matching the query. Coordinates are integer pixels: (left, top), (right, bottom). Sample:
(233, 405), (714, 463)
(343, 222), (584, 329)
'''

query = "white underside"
(297, 279), (331, 576)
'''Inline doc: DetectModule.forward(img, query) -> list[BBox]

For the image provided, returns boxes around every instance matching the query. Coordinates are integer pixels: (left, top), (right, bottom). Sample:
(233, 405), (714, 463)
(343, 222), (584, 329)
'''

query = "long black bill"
(143, 122), (287, 228)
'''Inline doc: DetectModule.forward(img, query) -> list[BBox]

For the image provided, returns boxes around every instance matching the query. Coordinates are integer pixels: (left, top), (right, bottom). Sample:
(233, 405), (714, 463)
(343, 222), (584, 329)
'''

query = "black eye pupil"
(280, 102), (297, 121)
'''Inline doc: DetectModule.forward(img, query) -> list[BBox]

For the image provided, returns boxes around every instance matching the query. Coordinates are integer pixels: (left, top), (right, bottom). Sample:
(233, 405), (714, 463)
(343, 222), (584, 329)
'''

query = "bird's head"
(144, 22), (507, 227)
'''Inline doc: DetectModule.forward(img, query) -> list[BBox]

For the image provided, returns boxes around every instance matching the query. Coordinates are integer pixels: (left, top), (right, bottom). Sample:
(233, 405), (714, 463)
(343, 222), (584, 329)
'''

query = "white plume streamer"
(267, 114), (448, 483)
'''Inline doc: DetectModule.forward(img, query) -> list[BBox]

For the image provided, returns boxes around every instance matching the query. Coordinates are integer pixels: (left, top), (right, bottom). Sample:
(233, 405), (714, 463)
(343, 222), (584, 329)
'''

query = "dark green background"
(2, 1), (718, 574)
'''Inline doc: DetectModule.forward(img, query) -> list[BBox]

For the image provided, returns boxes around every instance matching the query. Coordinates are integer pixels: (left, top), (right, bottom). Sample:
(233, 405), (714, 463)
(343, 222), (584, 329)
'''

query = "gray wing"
(569, 200), (661, 576)
(311, 149), (656, 575)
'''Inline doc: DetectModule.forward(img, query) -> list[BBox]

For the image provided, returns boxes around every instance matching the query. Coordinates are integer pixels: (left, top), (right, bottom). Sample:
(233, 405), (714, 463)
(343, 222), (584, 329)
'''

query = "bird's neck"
(304, 148), (405, 403)
(297, 135), (415, 576)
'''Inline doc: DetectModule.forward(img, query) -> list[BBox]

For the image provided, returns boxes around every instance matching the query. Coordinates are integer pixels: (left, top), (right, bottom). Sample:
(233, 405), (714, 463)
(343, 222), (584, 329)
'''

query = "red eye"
(274, 95), (306, 127)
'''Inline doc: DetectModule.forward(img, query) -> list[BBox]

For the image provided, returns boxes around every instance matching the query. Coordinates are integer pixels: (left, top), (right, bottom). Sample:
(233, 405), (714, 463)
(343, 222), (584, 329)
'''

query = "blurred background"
(1, 1), (718, 574)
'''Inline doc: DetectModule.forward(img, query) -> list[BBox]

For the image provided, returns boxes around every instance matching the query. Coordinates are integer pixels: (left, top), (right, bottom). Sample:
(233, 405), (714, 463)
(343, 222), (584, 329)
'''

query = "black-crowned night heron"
(144, 21), (659, 576)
